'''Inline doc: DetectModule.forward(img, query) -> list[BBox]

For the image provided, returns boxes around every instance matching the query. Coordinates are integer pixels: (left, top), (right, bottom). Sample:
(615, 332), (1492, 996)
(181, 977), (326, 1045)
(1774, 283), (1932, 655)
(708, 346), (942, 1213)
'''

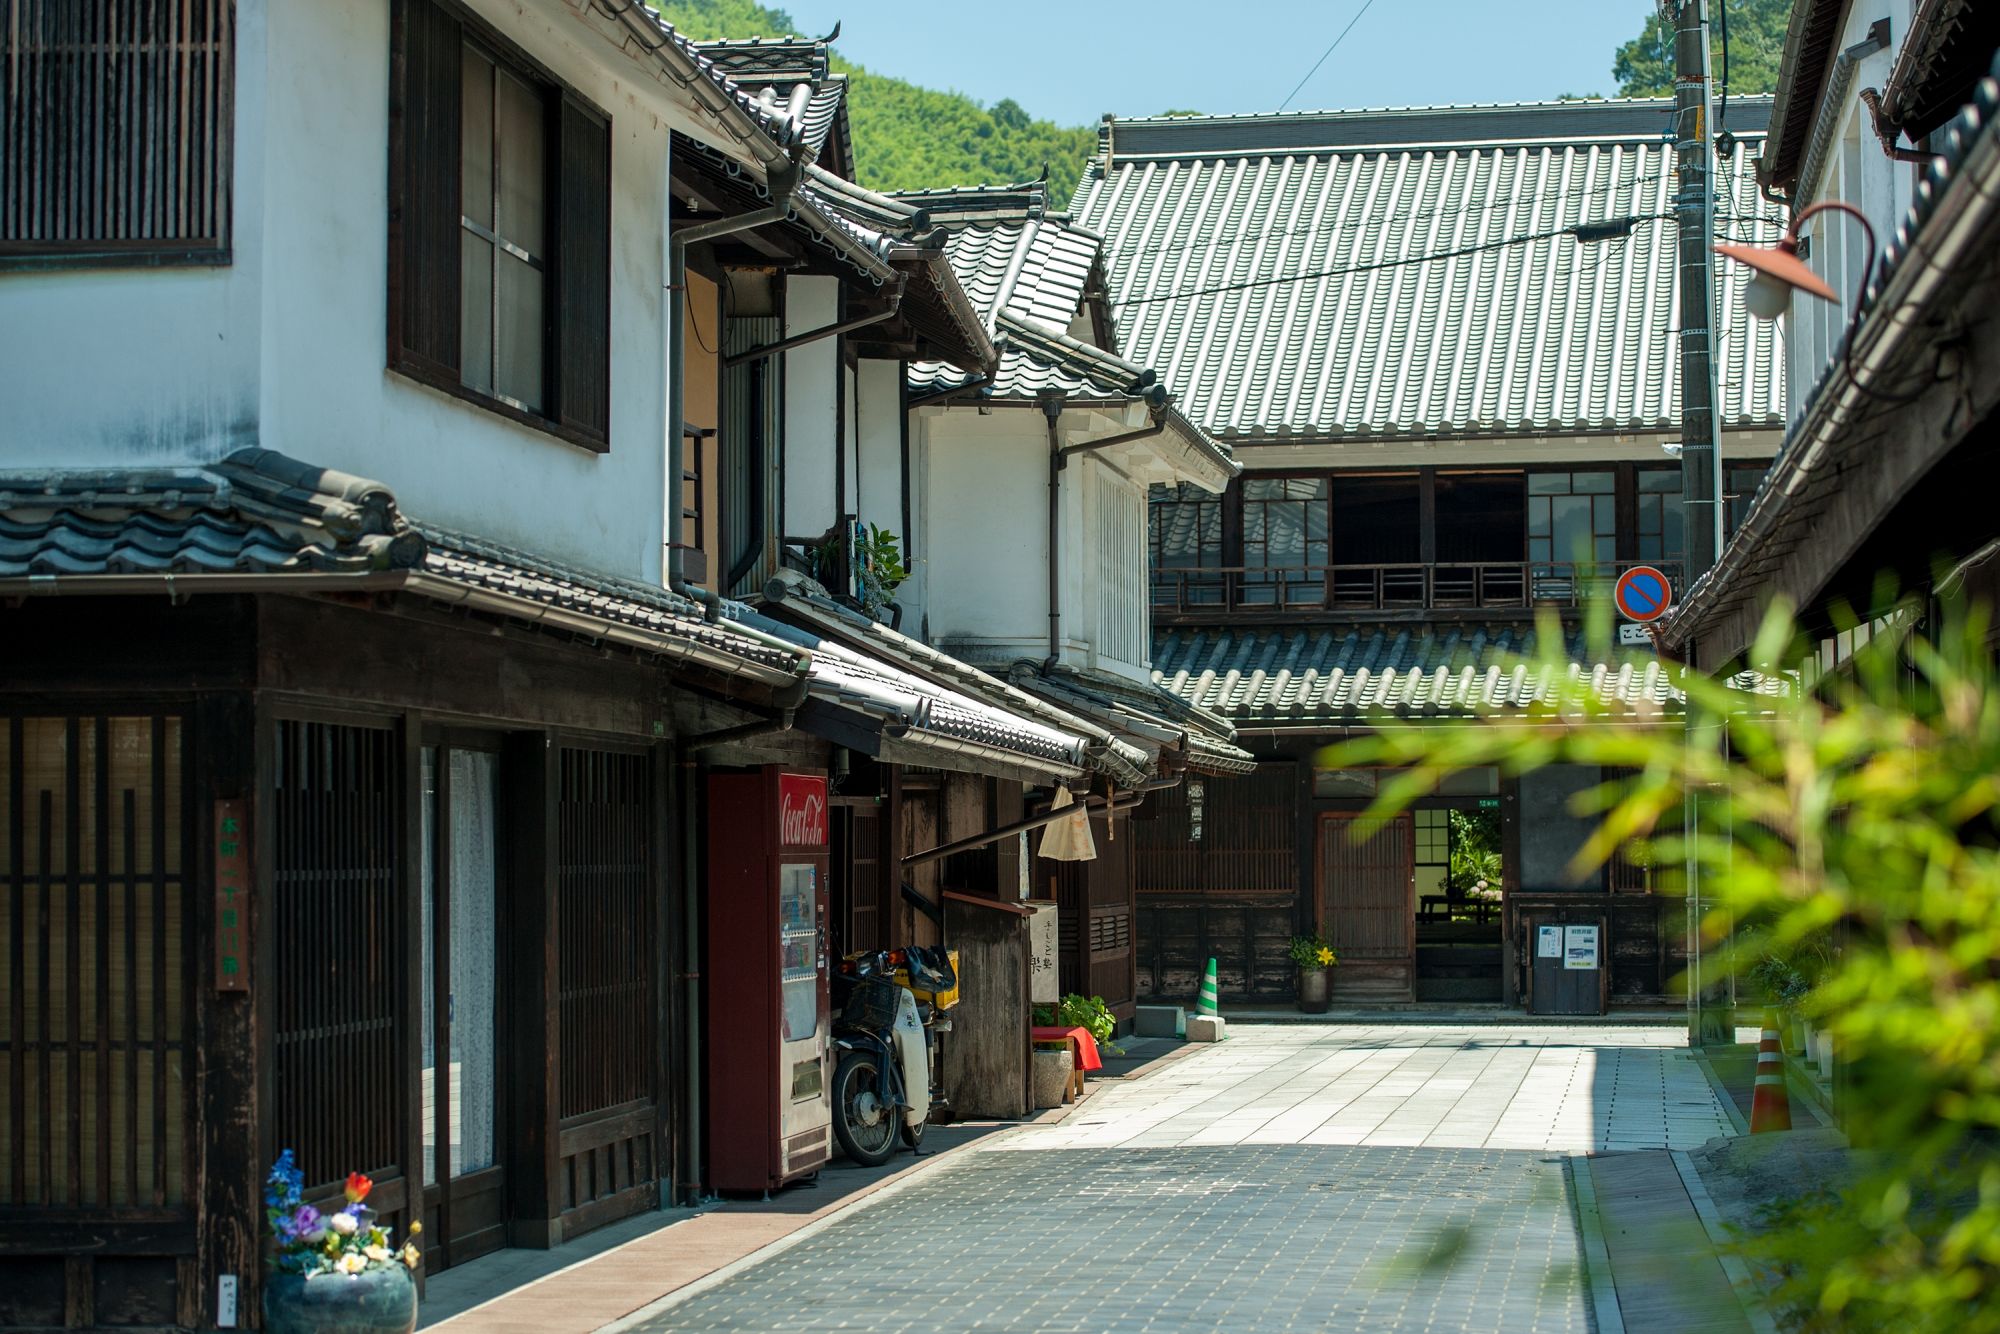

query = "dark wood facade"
(1131, 738), (1682, 1011)
(0, 591), (699, 1328)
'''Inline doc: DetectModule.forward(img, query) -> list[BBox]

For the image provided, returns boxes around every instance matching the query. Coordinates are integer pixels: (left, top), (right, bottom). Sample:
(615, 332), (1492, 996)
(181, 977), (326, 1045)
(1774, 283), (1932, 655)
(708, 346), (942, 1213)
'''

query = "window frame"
(386, 0), (611, 454)
(0, 0), (236, 270)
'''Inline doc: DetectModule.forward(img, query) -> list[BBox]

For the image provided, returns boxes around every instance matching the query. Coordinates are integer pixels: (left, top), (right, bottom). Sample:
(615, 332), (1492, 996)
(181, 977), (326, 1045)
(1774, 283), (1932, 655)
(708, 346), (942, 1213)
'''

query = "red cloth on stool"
(1030, 1024), (1103, 1073)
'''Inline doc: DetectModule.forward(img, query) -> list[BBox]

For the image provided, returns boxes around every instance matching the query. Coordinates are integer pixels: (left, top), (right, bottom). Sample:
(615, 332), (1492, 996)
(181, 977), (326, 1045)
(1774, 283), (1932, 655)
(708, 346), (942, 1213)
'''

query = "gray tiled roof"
(0, 450), (806, 680)
(1005, 665), (1257, 776)
(740, 610), (1089, 781)
(1152, 622), (1678, 723)
(894, 181), (1234, 480)
(1070, 98), (1788, 442)
(693, 35), (853, 177)
(759, 572), (1157, 788)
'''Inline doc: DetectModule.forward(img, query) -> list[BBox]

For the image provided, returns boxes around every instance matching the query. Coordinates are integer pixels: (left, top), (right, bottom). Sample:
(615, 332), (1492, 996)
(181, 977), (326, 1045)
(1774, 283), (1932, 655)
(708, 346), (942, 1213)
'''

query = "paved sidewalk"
(999, 1024), (1732, 1154)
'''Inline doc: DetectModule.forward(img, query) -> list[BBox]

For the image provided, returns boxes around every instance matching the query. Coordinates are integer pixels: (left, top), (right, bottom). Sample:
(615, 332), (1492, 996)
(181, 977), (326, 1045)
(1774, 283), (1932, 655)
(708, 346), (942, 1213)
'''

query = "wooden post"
(195, 689), (259, 1330)
(505, 731), (562, 1246)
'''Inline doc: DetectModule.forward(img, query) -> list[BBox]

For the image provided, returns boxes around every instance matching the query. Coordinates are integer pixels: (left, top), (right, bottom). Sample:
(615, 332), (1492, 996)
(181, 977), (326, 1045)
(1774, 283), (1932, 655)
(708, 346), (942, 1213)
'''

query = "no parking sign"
(1614, 565), (1673, 623)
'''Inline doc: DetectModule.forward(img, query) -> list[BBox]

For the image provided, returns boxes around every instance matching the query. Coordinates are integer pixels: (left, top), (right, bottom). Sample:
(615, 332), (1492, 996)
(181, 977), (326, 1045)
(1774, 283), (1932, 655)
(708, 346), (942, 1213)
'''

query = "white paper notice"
(1537, 925), (1563, 959)
(1564, 924), (1600, 970)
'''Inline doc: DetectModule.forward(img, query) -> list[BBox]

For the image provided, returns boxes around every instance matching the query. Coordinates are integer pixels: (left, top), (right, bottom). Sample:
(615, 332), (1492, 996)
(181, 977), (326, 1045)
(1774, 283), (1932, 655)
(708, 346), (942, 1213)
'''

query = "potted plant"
(1289, 934), (1338, 1014)
(263, 1151), (421, 1334)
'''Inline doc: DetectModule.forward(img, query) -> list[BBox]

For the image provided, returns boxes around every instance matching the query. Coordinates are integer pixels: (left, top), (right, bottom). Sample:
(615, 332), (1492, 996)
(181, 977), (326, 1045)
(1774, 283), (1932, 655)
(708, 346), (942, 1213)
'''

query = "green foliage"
(856, 523), (907, 614)
(1447, 808), (1502, 896)
(1319, 600), (2000, 1330)
(1034, 993), (1120, 1054)
(1288, 933), (1338, 970)
(649, 1), (1095, 207)
(1612, 0), (1789, 98)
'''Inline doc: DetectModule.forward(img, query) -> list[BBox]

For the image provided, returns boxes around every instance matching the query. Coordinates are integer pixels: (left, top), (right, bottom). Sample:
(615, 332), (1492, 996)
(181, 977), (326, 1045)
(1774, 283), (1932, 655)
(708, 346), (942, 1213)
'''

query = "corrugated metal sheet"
(1071, 97), (1787, 442)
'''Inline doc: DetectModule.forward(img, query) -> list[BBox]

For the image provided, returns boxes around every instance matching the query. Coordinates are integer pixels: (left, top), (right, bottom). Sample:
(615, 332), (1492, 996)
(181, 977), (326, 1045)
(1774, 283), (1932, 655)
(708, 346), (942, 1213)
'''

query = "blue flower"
(265, 1149), (304, 1211)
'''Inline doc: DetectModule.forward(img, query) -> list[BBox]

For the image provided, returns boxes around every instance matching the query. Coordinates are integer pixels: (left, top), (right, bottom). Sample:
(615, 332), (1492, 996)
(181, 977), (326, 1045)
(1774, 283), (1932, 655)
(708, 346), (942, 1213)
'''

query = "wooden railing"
(1150, 560), (1686, 615)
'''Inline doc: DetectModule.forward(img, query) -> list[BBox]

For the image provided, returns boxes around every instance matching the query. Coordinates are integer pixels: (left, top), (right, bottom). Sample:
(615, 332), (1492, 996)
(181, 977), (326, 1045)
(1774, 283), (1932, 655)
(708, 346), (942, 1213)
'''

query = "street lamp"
(1715, 199), (1917, 403)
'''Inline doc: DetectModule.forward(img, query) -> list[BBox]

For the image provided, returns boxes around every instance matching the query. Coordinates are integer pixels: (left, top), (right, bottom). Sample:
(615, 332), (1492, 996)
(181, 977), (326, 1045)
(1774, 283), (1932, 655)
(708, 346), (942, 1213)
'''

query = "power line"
(1110, 214), (1675, 310)
(1101, 171), (1678, 269)
(1277, 0), (1380, 113)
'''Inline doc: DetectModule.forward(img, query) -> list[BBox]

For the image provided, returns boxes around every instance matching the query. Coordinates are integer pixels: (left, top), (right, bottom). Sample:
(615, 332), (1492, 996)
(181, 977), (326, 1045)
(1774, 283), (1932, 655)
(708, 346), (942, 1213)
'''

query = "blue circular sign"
(1615, 565), (1673, 622)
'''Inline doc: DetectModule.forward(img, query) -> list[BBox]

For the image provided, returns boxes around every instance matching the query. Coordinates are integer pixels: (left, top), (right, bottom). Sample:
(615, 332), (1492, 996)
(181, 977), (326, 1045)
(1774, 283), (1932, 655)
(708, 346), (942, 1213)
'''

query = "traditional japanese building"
(1070, 97), (1788, 1010)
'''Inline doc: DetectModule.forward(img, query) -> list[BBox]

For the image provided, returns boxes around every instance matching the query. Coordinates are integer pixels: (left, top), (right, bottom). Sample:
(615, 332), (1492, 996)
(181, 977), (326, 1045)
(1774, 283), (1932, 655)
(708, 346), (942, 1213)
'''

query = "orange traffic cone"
(1749, 1009), (1792, 1133)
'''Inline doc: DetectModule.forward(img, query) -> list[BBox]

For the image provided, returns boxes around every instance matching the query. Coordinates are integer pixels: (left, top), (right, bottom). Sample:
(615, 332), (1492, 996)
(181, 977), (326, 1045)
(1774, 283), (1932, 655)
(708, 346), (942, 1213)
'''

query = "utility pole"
(1670, 0), (1732, 1048)
(1674, 0), (1723, 576)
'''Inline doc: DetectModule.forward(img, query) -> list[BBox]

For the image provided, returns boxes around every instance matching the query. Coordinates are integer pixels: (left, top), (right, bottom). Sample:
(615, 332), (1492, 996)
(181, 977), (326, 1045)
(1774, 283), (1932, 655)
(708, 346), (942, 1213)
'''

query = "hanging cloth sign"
(1036, 785), (1097, 862)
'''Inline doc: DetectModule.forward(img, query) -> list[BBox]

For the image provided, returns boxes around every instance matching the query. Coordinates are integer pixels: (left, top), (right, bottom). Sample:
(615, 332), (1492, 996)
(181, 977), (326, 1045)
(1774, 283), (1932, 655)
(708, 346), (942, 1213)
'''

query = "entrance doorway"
(1316, 812), (1414, 1000)
(420, 741), (507, 1269)
(1413, 807), (1505, 1002)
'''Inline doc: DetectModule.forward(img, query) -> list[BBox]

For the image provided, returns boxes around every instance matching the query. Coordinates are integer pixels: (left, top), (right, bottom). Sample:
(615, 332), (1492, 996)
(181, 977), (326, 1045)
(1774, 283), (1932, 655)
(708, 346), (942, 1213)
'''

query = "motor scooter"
(828, 946), (956, 1166)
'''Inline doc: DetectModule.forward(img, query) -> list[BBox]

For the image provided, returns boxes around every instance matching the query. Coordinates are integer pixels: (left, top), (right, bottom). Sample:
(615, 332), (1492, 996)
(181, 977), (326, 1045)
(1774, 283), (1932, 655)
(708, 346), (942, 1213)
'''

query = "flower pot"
(1031, 1047), (1074, 1109)
(263, 1265), (418, 1334)
(1296, 966), (1331, 1015)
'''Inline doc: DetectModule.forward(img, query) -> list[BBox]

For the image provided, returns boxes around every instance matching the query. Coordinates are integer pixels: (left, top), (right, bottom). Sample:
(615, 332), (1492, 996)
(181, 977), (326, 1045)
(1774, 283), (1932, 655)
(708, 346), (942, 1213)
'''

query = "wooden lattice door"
(1317, 813), (1415, 1001)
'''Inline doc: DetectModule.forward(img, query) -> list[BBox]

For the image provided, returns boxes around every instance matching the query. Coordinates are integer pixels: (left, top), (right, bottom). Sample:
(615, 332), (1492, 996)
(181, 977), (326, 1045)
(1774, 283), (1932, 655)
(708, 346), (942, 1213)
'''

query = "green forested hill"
(654, 0), (1096, 208)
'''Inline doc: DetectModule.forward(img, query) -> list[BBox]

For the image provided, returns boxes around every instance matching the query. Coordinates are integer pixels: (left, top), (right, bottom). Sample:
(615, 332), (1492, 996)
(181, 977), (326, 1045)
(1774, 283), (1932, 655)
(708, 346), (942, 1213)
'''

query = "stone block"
(1134, 1005), (1186, 1038)
(1186, 1013), (1227, 1043)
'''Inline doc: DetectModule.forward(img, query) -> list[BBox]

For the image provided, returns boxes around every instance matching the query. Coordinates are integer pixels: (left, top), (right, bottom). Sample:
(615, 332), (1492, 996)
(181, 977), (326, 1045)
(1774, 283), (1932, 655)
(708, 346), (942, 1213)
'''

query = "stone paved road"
(627, 1025), (1733, 1333)
(1008, 1023), (1731, 1154)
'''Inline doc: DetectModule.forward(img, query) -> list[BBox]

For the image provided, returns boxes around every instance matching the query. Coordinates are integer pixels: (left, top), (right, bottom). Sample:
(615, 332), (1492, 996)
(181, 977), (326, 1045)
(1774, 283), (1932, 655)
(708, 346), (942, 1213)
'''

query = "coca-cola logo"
(778, 773), (828, 848)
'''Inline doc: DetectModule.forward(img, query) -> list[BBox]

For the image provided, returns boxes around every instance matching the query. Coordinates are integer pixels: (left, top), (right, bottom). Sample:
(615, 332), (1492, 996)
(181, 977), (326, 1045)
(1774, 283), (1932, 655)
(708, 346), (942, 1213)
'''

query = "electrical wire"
(1110, 214), (1674, 309)
(1101, 170), (1676, 268)
(1277, 0), (1380, 113)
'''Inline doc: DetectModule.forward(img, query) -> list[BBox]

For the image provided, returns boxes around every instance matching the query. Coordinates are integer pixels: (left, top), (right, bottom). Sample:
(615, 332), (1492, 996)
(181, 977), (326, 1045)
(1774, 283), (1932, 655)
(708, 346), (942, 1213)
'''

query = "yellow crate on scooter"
(895, 948), (960, 1010)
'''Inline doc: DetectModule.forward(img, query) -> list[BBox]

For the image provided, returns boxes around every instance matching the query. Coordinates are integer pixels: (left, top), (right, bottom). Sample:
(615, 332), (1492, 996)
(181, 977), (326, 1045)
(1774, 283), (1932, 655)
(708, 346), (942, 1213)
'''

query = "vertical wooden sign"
(215, 798), (250, 992)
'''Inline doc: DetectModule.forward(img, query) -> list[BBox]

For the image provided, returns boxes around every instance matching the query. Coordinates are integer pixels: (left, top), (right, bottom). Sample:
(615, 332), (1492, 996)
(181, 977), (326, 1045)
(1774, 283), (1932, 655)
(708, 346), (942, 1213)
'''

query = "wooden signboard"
(215, 798), (250, 991)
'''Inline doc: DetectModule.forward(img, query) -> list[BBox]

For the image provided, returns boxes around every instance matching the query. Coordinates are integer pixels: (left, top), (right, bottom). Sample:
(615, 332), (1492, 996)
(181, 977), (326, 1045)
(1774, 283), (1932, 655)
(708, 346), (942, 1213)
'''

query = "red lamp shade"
(1714, 236), (1839, 303)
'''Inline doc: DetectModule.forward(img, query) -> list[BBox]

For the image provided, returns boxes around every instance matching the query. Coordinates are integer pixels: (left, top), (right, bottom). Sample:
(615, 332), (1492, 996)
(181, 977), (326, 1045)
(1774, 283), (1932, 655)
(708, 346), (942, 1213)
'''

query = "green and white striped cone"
(1196, 958), (1221, 1017)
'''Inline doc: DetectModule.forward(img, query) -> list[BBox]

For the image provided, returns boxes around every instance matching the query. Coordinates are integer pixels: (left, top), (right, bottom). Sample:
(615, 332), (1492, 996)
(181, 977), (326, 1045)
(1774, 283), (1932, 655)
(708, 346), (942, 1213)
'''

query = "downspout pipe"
(1040, 393), (1170, 670)
(667, 158), (800, 623)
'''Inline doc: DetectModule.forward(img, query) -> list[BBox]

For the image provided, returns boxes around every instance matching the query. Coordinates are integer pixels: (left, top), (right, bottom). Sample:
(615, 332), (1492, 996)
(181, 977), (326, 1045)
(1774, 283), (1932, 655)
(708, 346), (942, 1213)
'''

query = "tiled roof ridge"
(996, 311), (1154, 395)
(884, 179), (1051, 221)
(1107, 93), (1773, 128)
(1098, 96), (1774, 163)
(800, 162), (930, 235)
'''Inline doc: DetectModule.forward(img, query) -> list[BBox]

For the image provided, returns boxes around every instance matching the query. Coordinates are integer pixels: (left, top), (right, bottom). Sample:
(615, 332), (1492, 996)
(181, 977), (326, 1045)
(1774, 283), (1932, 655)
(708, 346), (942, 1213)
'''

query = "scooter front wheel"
(900, 1116), (926, 1151)
(831, 1049), (900, 1167)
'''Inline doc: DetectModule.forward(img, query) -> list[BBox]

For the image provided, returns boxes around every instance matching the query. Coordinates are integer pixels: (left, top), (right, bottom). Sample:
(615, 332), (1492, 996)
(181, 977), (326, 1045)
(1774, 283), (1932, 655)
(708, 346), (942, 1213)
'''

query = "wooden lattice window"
(557, 747), (654, 1120)
(270, 720), (402, 1197)
(1, 0), (234, 266)
(1, 714), (191, 1210)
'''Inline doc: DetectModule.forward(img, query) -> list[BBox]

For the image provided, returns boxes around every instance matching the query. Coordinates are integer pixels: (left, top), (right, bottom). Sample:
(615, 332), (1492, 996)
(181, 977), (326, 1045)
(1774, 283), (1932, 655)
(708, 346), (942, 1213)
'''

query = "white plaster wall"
(1, 0), (758, 586)
(918, 408), (1048, 665)
(257, 0), (681, 582)
(0, 0), (271, 465)
(917, 404), (1156, 680)
(854, 358), (910, 610)
(1784, 1), (1917, 422)
(782, 276), (840, 540)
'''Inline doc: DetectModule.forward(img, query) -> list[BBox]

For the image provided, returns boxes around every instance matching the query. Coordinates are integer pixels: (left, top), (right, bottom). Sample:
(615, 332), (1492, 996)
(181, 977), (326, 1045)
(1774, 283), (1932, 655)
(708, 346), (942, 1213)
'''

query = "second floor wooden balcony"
(1150, 559), (1686, 620)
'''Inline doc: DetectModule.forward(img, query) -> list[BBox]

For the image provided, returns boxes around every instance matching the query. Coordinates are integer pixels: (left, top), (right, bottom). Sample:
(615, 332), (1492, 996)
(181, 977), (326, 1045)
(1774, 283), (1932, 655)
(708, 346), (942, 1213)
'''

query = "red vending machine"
(706, 767), (833, 1192)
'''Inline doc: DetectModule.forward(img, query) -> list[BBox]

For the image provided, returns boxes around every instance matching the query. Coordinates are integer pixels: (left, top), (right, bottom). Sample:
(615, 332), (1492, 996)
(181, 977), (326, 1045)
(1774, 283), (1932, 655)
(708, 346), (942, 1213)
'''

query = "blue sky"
(774, 1), (1661, 125)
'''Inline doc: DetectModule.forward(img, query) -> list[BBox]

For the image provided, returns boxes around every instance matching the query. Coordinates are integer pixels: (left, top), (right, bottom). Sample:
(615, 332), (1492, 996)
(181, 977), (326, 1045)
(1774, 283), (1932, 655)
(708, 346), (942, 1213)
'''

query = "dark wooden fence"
(554, 745), (657, 1230)
(270, 720), (405, 1213)
(1132, 762), (1299, 1003)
